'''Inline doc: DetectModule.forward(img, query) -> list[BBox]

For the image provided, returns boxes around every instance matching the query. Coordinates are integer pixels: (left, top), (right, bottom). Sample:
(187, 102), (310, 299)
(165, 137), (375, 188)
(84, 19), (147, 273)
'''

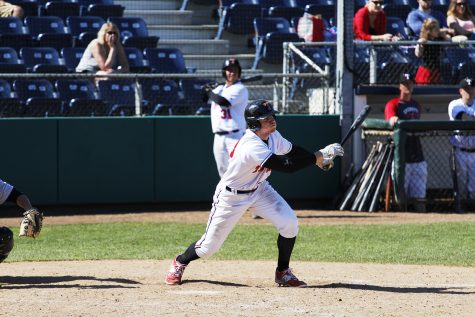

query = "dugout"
(360, 118), (475, 212)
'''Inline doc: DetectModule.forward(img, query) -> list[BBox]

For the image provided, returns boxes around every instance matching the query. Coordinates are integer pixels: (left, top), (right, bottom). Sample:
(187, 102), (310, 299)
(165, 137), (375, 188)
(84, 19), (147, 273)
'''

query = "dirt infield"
(1, 210), (475, 316)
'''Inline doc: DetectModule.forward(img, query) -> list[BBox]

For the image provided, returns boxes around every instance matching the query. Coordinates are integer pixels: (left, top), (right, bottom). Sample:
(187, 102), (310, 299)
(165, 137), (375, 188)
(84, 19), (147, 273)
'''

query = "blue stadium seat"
(108, 17), (159, 50)
(56, 79), (107, 116)
(0, 17), (34, 52)
(61, 47), (85, 72)
(13, 79), (62, 117)
(124, 47), (151, 73)
(41, 1), (81, 20)
(25, 16), (74, 50)
(97, 79), (137, 116)
(252, 17), (301, 67)
(0, 79), (22, 117)
(141, 79), (186, 115)
(83, 3), (125, 20)
(0, 47), (27, 73)
(216, 3), (262, 38)
(143, 48), (187, 73)
(66, 16), (105, 47)
(20, 47), (68, 73)
(179, 78), (215, 115)
(268, 6), (304, 23)
(386, 16), (409, 39)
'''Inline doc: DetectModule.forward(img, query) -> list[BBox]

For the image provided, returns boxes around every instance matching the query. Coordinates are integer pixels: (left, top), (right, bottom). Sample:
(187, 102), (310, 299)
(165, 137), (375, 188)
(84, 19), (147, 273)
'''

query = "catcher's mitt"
(19, 208), (43, 238)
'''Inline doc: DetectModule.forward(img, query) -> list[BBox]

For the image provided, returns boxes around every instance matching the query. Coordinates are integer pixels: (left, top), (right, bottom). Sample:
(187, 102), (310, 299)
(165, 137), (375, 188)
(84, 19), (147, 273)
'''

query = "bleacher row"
(0, 77), (215, 117)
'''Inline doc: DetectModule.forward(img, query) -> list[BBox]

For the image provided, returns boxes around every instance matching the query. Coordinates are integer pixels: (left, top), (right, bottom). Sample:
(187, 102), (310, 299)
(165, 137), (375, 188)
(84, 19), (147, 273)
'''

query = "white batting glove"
(319, 143), (344, 164)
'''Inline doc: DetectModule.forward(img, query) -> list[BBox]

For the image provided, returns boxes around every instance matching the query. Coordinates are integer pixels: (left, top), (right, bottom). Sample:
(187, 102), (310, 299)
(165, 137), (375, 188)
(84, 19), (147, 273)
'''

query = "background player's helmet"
(0, 227), (13, 263)
(245, 99), (278, 131)
(222, 58), (241, 78)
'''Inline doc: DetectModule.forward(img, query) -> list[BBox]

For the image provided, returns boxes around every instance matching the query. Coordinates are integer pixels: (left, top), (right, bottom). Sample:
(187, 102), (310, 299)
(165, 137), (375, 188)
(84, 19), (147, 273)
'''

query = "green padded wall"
(0, 115), (340, 205)
(58, 118), (155, 203)
(0, 119), (57, 204)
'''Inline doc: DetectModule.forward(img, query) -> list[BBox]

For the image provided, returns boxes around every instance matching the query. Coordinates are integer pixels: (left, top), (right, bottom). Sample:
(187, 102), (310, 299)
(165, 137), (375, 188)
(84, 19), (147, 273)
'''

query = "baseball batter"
(165, 100), (344, 287)
(448, 77), (475, 203)
(385, 73), (427, 211)
(0, 178), (43, 263)
(204, 58), (249, 177)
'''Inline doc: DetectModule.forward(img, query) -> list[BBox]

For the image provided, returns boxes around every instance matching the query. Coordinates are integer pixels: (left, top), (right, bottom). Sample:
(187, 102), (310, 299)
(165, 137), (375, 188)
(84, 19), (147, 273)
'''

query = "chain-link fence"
(360, 119), (475, 212)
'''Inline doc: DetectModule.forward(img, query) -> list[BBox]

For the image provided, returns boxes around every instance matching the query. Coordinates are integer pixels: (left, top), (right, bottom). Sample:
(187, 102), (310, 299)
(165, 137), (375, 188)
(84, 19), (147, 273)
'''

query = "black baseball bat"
(368, 144), (394, 212)
(341, 104), (372, 146)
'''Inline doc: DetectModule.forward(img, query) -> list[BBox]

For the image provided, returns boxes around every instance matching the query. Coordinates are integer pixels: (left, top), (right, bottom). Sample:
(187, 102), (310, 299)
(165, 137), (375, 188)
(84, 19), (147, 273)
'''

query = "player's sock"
(277, 234), (296, 271)
(177, 241), (200, 265)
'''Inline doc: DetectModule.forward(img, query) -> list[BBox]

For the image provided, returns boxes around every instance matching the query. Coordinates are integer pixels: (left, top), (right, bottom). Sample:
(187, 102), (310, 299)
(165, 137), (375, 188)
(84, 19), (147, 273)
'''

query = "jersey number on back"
(221, 109), (232, 119)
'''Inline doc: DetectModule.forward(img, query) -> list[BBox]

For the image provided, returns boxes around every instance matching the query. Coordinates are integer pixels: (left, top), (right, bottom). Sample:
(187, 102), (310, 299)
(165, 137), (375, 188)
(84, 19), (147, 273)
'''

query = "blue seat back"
(141, 79), (183, 107)
(225, 3), (262, 34)
(263, 32), (302, 63)
(0, 80), (12, 98)
(254, 17), (291, 37)
(25, 16), (67, 37)
(56, 79), (96, 103)
(20, 47), (61, 67)
(108, 17), (149, 37)
(66, 16), (105, 37)
(0, 17), (26, 34)
(386, 16), (409, 39)
(61, 47), (85, 71)
(124, 47), (145, 67)
(14, 79), (55, 101)
(97, 80), (136, 107)
(144, 48), (187, 73)
(0, 47), (20, 64)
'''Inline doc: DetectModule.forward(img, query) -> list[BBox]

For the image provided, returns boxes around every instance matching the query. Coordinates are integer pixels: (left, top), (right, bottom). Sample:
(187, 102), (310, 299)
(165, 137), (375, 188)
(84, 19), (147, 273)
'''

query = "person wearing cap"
(448, 77), (475, 207)
(203, 58), (249, 178)
(385, 73), (427, 211)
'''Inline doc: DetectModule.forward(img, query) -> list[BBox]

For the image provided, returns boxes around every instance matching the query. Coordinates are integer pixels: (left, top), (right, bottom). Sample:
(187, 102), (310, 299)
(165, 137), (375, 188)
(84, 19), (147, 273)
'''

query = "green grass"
(6, 221), (475, 266)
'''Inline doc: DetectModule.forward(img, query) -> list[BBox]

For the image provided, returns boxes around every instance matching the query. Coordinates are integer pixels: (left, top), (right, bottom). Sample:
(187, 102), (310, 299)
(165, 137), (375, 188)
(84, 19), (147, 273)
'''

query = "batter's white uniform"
(195, 129), (298, 258)
(210, 81), (248, 177)
(448, 98), (475, 199)
(0, 179), (13, 205)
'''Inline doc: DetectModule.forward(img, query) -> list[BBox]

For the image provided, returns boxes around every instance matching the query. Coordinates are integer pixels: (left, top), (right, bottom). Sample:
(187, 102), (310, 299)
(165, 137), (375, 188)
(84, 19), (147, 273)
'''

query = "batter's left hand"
(320, 143), (344, 161)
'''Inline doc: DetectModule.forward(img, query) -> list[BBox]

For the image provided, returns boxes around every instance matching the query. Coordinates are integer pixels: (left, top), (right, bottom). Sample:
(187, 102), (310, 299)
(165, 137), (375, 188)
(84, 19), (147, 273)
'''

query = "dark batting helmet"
(0, 227), (13, 263)
(245, 99), (278, 131)
(222, 58), (241, 78)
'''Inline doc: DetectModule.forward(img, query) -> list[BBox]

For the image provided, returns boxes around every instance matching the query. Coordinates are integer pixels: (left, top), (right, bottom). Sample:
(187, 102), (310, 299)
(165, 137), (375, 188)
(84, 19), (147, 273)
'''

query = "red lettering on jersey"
(252, 165), (271, 173)
(229, 139), (241, 158)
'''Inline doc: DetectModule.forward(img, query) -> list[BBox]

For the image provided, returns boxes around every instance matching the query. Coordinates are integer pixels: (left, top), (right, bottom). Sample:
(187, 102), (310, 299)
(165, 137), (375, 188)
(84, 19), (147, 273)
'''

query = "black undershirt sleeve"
(262, 145), (316, 173)
(207, 91), (231, 108)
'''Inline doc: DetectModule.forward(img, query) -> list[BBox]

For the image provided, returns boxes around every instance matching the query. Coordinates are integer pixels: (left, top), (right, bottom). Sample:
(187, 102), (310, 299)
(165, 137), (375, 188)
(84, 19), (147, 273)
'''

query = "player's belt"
(225, 186), (257, 194)
(458, 147), (475, 153)
(215, 129), (240, 135)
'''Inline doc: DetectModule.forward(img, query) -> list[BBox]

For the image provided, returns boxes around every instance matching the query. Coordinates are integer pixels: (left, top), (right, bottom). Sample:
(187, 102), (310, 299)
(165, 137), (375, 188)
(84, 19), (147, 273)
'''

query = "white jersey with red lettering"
(195, 129), (298, 258)
(218, 129), (292, 191)
(210, 81), (248, 133)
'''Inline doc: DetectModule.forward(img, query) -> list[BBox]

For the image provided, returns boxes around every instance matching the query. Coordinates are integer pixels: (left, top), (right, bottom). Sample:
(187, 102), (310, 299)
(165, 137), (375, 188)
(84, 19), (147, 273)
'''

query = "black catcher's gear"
(245, 99), (278, 131)
(222, 58), (241, 78)
(0, 227), (13, 263)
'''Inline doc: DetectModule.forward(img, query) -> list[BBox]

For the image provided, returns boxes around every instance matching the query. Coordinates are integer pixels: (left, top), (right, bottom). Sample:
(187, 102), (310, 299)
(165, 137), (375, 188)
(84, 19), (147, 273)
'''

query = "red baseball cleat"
(275, 268), (307, 287)
(165, 257), (187, 285)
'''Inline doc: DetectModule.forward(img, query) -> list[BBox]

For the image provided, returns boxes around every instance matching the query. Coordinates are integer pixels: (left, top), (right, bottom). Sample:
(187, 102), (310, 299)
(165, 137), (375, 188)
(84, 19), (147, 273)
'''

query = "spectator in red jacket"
(354, 0), (396, 41)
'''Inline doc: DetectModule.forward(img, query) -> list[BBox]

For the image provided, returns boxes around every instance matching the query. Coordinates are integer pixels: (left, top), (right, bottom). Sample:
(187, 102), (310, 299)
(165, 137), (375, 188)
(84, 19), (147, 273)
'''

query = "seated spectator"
(353, 0), (398, 41)
(0, 1), (23, 18)
(407, 0), (452, 38)
(447, 0), (475, 39)
(76, 22), (129, 77)
(414, 18), (451, 85)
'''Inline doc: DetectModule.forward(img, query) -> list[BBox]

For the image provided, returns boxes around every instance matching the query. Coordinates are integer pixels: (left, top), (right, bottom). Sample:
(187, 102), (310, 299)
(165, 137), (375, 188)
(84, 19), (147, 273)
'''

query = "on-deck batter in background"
(203, 58), (249, 178)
